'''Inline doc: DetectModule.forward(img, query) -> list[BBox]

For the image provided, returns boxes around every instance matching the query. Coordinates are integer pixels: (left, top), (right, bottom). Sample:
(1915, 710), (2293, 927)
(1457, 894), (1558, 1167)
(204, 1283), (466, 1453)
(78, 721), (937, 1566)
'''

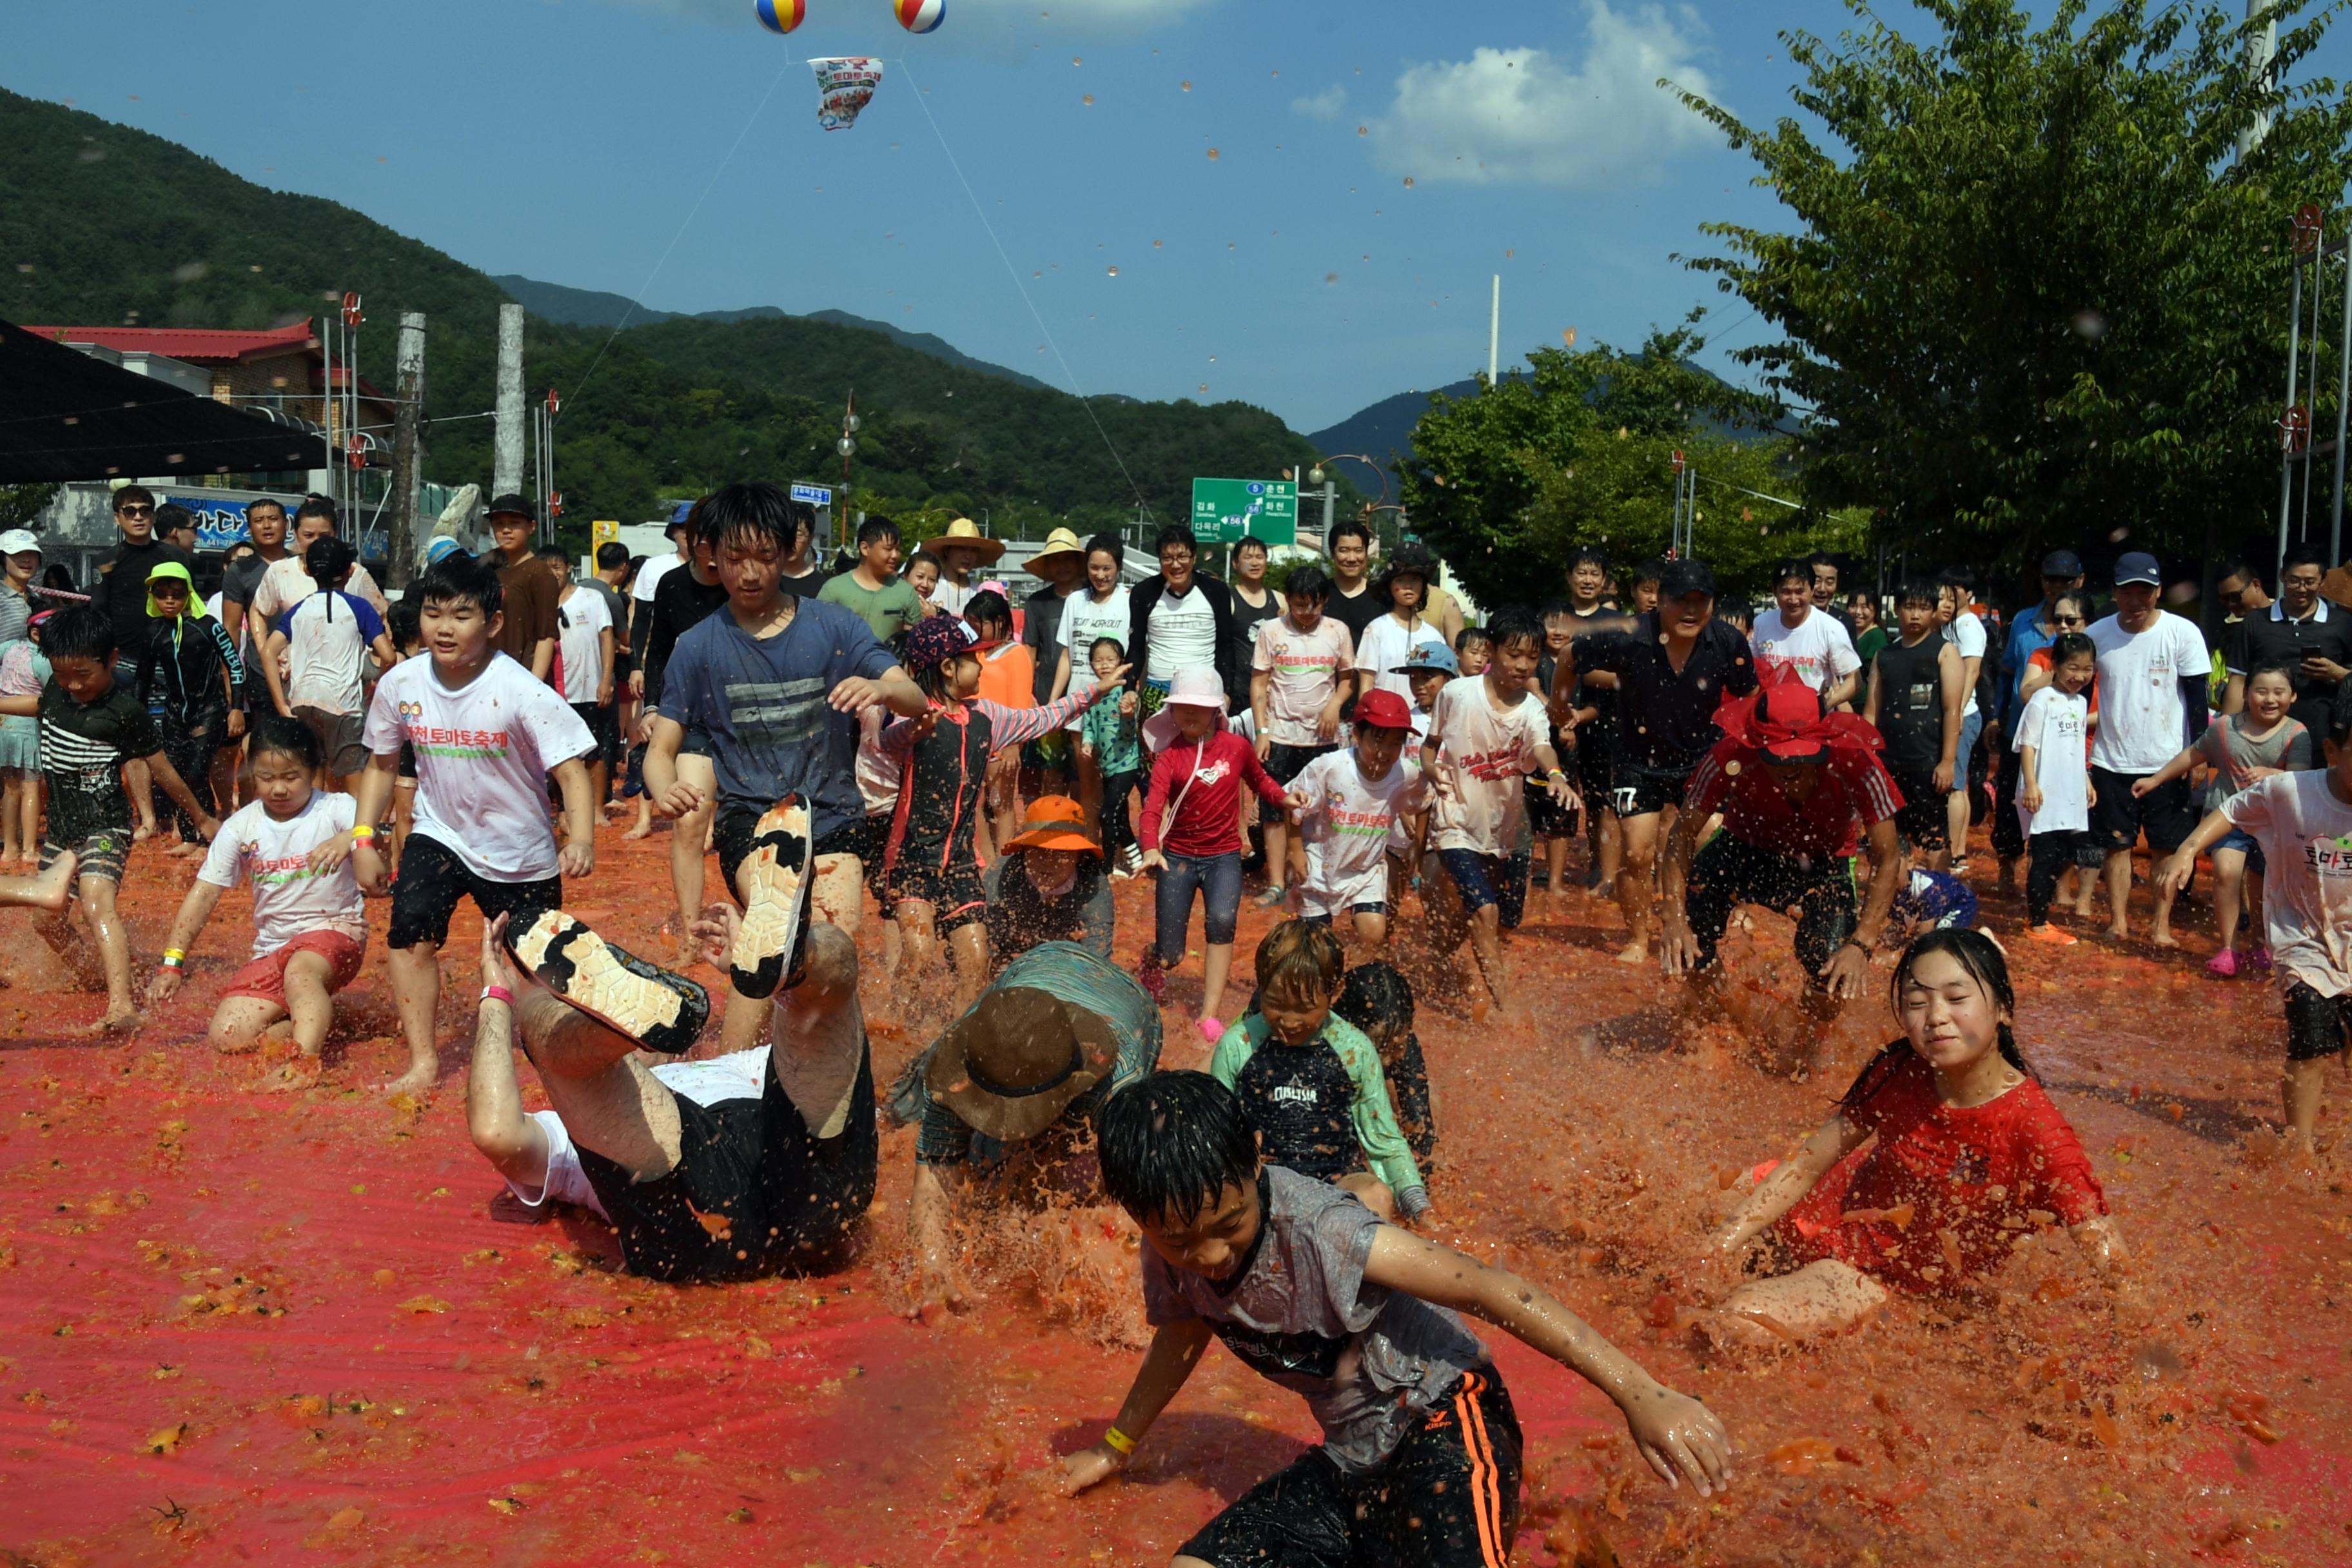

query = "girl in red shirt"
(1694, 928), (2133, 1349)
(1137, 669), (1290, 1041)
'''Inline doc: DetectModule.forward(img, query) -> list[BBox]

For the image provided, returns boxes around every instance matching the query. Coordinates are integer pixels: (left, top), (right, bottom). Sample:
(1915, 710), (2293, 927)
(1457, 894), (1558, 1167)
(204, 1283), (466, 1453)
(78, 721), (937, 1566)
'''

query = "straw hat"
(934, 517), (1005, 565)
(1001, 796), (1100, 855)
(925, 985), (1121, 1142)
(1023, 527), (1086, 574)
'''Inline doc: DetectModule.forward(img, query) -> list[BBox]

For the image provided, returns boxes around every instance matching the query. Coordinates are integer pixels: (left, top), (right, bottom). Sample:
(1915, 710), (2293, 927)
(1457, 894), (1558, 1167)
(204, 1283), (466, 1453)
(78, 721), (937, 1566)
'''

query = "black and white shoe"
(730, 794), (814, 1000)
(507, 910), (709, 1055)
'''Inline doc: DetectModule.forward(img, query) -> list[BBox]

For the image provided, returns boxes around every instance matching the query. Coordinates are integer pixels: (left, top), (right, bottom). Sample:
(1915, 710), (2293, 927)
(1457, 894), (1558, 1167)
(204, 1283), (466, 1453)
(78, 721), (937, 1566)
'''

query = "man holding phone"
(2224, 543), (2352, 754)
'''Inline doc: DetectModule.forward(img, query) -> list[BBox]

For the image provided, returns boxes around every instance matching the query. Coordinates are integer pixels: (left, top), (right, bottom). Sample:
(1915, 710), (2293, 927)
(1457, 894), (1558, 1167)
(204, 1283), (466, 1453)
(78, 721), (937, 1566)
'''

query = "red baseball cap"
(1355, 688), (1413, 732)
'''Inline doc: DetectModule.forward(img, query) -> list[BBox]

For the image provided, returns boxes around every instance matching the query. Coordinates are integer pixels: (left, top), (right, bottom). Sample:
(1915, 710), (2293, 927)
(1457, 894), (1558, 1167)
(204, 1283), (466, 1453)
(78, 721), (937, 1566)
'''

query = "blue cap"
(1392, 643), (1461, 676)
(2112, 550), (2161, 587)
(424, 536), (465, 565)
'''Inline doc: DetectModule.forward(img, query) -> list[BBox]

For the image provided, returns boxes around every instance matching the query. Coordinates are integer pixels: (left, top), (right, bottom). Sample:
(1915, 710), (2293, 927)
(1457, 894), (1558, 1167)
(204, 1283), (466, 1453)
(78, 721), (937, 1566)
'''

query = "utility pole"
(2237, 0), (2278, 161)
(1487, 275), (1501, 385)
(387, 311), (426, 589)
(493, 302), (525, 498)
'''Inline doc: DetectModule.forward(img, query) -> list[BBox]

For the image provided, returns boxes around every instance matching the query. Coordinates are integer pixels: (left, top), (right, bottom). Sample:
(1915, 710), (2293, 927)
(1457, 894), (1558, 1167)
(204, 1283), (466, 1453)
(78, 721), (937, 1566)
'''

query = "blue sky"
(3, 1), (2335, 435)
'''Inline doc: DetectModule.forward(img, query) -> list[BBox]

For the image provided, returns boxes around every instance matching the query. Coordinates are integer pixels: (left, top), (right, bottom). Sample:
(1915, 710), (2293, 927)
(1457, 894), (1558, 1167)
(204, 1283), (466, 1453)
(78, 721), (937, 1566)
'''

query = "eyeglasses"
(2053, 615), (2085, 627)
(115, 504), (153, 518)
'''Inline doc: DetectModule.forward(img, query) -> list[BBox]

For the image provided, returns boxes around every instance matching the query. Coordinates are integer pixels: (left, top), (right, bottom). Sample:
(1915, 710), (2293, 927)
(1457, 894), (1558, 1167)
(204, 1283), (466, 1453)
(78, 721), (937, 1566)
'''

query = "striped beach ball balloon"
(754, 0), (806, 34)
(894, 0), (945, 33)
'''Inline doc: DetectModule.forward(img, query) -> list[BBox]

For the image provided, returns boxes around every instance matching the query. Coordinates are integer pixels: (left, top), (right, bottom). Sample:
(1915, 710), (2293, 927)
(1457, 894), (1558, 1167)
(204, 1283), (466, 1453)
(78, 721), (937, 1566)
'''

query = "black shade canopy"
(0, 317), (329, 483)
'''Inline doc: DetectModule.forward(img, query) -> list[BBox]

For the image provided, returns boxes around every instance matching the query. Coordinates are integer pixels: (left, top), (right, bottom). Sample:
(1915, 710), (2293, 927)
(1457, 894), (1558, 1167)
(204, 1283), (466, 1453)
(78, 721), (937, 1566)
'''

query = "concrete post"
(494, 303), (525, 498)
(387, 312), (427, 589)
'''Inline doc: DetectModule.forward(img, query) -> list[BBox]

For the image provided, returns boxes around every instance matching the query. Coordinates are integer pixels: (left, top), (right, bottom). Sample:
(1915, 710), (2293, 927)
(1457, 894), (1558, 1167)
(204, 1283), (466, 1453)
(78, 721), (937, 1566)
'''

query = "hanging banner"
(810, 57), (884, 132)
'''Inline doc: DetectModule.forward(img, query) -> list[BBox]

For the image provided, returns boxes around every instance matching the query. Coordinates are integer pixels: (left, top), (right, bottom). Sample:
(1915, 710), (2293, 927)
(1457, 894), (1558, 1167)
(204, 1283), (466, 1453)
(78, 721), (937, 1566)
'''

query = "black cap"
(485, 493), (536, 524)
(2112, 550), (2161, 587)
(2041, 549), (2084, 578)
(1658, 559), (1716, 600)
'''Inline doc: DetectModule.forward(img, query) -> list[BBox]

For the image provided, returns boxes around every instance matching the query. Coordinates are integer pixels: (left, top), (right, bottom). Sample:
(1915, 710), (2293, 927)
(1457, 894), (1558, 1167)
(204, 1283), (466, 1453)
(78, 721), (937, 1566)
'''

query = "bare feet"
(622, 819), (654, 841)
(258, 1059), (322, 1093)
(2105, 921), (2130, 942)
(133, 821), (156, 843)
(2150, 930), (2179, 950)
(381, 1059), (437, 1099)
(84, 1006), (142, 1036)
(1613, 939), (1651, 965)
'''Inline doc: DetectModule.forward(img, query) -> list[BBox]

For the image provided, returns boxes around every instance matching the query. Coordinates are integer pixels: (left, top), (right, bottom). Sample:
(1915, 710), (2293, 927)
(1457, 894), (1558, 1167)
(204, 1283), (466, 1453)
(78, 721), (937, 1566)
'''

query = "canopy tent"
(0, 316), (329, 483)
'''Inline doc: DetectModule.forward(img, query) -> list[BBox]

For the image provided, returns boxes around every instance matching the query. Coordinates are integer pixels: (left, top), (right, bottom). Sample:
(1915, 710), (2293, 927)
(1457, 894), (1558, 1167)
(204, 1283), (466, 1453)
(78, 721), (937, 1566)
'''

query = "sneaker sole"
(508, 911), (709, 1055)
(730, 795), (814, 1001)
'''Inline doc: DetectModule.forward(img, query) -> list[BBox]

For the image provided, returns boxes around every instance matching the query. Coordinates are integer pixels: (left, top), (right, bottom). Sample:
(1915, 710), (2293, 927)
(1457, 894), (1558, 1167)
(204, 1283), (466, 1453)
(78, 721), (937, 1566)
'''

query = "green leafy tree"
(1671, 0), (2352, 589)
(1400, 318), (1850, 604)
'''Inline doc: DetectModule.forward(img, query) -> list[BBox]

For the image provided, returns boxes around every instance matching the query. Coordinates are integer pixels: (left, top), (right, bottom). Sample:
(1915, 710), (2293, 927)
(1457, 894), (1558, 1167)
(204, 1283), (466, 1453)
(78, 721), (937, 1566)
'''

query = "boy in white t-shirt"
(547, 544), (617, 810)
(2087, 551), (2211, 945)
(2159, 689), (2352, 1156)
(348, 553), (599, 1099)
(1938, 574), (1990, 864)
(262, 535), (393, 793)
(1251, 564), (1355, 906)
(2012, 633), (2098, 944)
(1750, 558), (1861, 707)
(1421, 609), (1576, 1015)
(1284, 687), (1427, 952)
(146, 714), (368, 1077)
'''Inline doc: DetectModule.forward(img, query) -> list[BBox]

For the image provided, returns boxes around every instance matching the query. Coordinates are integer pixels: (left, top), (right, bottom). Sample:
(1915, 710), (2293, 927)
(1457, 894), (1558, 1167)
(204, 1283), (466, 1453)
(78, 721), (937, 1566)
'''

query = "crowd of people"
(9, 474), (2349, 1565)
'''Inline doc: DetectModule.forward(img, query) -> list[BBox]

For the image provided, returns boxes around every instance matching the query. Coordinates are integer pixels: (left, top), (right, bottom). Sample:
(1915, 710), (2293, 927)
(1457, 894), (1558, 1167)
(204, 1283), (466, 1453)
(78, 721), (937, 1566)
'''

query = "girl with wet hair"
(1692, 928), (2134, 1350)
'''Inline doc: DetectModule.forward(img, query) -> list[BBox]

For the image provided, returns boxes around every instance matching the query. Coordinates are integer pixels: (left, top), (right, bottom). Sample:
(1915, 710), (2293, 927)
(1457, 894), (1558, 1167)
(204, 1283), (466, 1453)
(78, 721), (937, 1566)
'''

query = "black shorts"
(573, 701), (622, 770)
(1524, 776), (1578, 838)
(2090, 766), (2197, 854)
(1886, 765), (1948, 852)
(386, 833), (562, 950)
(576, 1043), (879, 1283)
(1684, 831), (1857, 985)
(887, 860), (986, 932)
(1264, 741), (1337, 785)
(2283, 981), (2352, 1063)
(1576, 730), (1614, 800)
(1610, 760), (1695, 820)
(1178, 1365), (1520, 1568)
(714, 807), (863, 902)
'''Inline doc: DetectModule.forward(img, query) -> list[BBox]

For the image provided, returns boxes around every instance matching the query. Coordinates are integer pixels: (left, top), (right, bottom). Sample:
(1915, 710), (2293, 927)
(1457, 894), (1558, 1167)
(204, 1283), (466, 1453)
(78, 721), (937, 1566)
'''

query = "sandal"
(507, 910), (709, 1055)
(2204, 949), (2241, 980)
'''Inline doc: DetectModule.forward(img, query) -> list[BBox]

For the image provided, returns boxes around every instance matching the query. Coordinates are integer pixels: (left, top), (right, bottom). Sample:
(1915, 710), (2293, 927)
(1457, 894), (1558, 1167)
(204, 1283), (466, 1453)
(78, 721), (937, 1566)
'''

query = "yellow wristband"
(349, 825), (375, 840)
(1102, 1425), (1136, 1457)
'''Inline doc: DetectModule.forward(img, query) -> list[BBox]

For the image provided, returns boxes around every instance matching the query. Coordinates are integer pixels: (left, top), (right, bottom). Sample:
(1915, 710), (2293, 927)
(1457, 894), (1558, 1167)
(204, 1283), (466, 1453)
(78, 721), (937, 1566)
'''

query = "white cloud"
(1291, 84), (1347, 122)
(1364, 3), (1718, 188)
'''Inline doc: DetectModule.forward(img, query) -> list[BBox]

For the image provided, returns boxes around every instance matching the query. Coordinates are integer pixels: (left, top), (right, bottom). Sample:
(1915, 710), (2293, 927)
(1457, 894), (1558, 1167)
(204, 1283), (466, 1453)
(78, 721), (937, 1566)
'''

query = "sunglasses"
(115, 504), (154, 518)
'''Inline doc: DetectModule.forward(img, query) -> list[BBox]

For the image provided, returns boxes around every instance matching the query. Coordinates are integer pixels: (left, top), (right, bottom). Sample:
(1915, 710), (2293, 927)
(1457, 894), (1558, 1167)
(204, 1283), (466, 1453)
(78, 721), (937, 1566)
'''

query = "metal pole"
(2238, 0), (2278, 161)
(387, 312), (426, 589)
(318, 315), (334, 512)
(2281, 253), (2304, 571)
(493, 303), (526, 498)
(1320, 480), (1335, 547)
(1487, 275), (1500, 385)
(2332, 234), (2352, 564)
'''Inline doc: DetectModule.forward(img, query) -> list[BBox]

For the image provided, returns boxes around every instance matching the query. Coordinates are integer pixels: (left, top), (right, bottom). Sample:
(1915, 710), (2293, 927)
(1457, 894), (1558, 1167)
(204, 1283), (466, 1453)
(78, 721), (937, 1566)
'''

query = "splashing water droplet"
(1082, 94), (1094, 106)
(1207, 148), (1220, 160)
(1403, 176), (1415, 188)
(1106, 265), (1119, 277)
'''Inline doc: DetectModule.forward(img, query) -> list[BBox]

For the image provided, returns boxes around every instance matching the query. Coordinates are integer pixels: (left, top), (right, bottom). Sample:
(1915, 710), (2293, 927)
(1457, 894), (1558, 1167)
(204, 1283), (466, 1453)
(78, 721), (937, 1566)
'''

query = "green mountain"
(0, 86), (1326, 535)
(493, 273), (1056, 393)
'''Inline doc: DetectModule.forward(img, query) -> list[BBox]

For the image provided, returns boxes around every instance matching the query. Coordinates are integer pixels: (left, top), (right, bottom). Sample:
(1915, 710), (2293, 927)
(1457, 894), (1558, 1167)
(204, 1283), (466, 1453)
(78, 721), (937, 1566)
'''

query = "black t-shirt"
(1872, 633), (1948, 778)
(1022, 584), (1077, 705)
(219, 549), (279, 665)
(2226, 605), (2352, 745)
(40, 679), (159, 842)
(1565, 605), (1619, 741)
(1323, 582), (1384, 647)
(1230, 582), (1282, 668)
(1572, 612), (1759, 773)
(642, 566), (732, 710)
(780, 565), (833, 600)
(93, 538), (196, 655)
(1232, 1034), (1363, 1183)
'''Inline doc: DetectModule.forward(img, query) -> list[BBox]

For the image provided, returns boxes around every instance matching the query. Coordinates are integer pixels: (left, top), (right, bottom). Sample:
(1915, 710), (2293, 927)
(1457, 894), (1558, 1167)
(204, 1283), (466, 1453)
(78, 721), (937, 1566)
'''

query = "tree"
(1399, 318), (1854, 605)
(1671, 0), (2352, 591)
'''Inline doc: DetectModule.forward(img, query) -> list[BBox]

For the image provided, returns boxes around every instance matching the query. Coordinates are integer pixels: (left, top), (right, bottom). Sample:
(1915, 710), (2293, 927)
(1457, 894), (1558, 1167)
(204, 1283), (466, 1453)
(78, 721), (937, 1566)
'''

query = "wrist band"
(349, 824), (375, 840)
(481, 985), (514, 1008)
(1102, 1425), (1137, 1456)
(1843, 939), (1870, 956)
(159, 949), (186, 969)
